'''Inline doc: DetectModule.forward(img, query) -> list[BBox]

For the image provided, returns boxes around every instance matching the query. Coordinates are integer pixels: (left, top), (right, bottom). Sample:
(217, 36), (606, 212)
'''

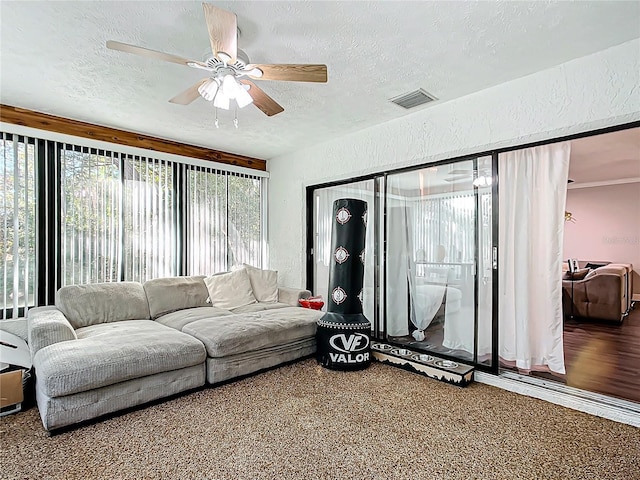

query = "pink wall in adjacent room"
(563, 182), (640, 294)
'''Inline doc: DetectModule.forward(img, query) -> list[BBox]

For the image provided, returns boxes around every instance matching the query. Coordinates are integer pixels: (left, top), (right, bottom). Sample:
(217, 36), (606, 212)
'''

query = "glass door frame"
(305, 120), (640, 379)
(306, 175), (382, 336)
(306, 154), (500, 374)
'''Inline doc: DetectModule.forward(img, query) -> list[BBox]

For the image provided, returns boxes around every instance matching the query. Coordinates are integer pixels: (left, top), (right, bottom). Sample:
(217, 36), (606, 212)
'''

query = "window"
(227, 173), (263, 267)
(0, 134), (36, 318)
(186, 167), (263, 274)
(0, 130), (266, 318)
(59, 147), (121, 285)
(187, 166), (228, 274)
(121, 155), (176, 281)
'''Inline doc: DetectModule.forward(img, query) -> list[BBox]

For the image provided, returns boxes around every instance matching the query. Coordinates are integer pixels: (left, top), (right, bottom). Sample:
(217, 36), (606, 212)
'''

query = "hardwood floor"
(503, 304), (640, 404)
(389, 304), (640, 404)
(562, 304), (640, 403)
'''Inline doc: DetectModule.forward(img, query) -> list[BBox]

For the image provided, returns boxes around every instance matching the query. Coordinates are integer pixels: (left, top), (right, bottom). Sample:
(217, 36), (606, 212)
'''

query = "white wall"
(268, 39), (640, 287)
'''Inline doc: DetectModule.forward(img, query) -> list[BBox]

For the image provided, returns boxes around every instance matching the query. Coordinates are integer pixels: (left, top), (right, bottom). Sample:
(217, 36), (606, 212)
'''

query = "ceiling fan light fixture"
(246, 67), (263, 78)
(235, 86), (253, 108)
(472, 175), (492, 187)
(108, 3), (325, 118)
(213, 91), (230, 110)
(217, 51), (232, 64)
(197, 78), (219, 101)
(222, 74), (239, 99)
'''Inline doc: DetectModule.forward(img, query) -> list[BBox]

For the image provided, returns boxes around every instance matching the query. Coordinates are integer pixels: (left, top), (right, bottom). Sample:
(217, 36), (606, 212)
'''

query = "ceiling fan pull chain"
(234, 106), (239, 129)
(214, 108), (219, 129)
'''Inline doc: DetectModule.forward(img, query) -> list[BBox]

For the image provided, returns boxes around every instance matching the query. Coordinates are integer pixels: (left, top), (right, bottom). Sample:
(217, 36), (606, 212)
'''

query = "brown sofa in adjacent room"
(562, 263), (633, 323)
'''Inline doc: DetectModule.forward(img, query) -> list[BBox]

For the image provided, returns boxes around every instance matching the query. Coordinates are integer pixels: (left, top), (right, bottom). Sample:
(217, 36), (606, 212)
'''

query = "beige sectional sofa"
(28, 267), (320, 431)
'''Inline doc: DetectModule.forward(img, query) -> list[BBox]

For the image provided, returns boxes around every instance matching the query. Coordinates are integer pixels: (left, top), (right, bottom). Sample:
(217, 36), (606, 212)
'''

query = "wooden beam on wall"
(0, 104), (266, 171)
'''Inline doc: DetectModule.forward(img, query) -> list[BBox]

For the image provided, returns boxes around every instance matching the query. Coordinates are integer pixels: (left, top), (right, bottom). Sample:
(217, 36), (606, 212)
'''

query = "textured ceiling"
(569, 127), (640, 185)
(1, 1), (639, 161)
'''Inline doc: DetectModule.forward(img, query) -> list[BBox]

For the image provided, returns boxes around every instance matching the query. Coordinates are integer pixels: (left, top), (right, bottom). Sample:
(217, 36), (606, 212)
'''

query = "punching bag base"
(316, 314), (371, 371)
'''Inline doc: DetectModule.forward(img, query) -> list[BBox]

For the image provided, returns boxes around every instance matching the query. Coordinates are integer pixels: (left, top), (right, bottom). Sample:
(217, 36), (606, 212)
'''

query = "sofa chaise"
(28, 266), (320, 431)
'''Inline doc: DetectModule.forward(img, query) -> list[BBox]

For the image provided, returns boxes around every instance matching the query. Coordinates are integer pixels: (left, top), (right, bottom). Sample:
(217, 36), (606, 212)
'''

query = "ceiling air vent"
(390, 89), (437, 109)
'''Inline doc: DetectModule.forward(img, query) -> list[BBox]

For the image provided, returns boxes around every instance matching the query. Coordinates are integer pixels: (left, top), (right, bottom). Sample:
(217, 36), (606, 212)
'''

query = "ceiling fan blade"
(168, 79), (207, 105)
(202, 3), (237, 63)
(106, 40), (207, 68)
(239, 79), (284, 117)
(246, 64), (327, 83)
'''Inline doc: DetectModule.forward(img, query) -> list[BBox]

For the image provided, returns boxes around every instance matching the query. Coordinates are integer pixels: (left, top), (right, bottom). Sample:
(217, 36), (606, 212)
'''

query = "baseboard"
(474, 371), (640, 428)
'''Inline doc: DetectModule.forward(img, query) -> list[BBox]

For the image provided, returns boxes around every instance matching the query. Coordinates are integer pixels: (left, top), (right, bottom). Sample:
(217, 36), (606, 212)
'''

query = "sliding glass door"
(385, 157), (493, 366)
(312, 179), (378, 330)
(308, 156), (494, 369)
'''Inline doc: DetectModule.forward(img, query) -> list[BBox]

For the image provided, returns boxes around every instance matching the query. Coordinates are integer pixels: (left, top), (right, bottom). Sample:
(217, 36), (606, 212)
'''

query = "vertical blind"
(1, 133), (36, 319)
(0, 131), (265, 318)
(60, 147), (121, 285)
(187, 166), (228, 274)
(412, 192), (477, 263)
(59, 147), (178, 284)
(226, 172), (262, 267)
(122, 154), (176, 282)
(187, 167), (262, 274)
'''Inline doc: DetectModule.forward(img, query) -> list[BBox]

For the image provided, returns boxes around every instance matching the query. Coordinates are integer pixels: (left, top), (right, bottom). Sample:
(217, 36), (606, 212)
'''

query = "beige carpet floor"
(1, 359), (638, 480)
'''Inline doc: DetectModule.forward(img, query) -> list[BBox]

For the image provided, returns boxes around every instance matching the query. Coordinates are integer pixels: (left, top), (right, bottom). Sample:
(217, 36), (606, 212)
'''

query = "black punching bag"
(316, 198), (371, 370)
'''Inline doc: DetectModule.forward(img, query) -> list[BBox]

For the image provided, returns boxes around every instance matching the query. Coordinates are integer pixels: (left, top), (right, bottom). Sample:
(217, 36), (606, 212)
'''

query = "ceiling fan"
(107, 2), (327, 117)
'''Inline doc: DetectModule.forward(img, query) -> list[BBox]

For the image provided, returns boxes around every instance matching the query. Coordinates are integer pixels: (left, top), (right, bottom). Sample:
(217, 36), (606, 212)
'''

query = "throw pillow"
(563, 268), (590, 281)
(243, 263), (278, 303)
(203, 269), (257, 310)
(585, 262), (608, 270)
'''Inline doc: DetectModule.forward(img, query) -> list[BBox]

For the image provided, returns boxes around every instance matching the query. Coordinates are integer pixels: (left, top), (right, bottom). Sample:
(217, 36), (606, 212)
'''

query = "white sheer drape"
(498, 142), (570, 374)
(386, 186), (477, 339)
(442, 191), (493, 356)
(386, 201), (413, 336)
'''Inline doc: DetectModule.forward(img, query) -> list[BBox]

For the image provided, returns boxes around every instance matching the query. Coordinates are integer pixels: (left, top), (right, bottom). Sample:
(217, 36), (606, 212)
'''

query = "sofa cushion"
(182, 307), (323, 358)
(143, 276), (210, 319)
(155, 306), (234, 331)
(33, 320), (206, 397)
(28, 306), (77, 359)
(277, 287), (312, 306)
(204, 269), (257, 310)
(585, 262), (609, 270)
(243, 264), (278, 303)
(231, 302), (292, 314)
(563, 268), (590, 281)
(55, 282), (150, 329)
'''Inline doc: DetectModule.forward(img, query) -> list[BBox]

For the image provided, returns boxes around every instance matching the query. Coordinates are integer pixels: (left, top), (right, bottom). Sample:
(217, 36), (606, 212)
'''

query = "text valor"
(328, 333), (370, 363)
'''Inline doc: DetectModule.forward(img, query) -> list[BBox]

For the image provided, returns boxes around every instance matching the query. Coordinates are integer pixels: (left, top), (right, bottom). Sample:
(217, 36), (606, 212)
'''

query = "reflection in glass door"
(385, 158), (493, 365)
(312, 180), (378, 329)
(308, 157), (494, 368)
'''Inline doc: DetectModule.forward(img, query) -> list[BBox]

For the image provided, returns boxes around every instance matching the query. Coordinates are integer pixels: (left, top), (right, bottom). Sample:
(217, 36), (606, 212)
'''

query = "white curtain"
(498, 142), (570, 374)
(442, 191), (493, 356)
(386, 202), (413, 336)
(387, 191), (474, 339)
